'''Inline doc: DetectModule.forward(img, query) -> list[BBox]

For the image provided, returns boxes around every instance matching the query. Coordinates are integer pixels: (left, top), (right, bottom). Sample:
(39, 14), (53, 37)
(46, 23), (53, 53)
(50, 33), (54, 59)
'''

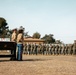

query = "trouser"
(10, 50), (16, 60)
(17, 44), (23, 61)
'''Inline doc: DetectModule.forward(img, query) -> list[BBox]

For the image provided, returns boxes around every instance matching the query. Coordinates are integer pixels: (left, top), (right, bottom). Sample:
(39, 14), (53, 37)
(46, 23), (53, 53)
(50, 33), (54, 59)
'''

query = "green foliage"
(6, 29), (12, 38)
(24, 31), (29, 37)
(55, 40), (63, 44)
(41, 34), (55, 44)
(32, 32), (41, 39)
(0, 17), (9, 38)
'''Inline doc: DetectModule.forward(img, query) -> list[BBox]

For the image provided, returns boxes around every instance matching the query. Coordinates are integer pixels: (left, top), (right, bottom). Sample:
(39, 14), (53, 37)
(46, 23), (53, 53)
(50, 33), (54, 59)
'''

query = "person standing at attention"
(17, 27), (24, 61)
(10, 28), (17, 60)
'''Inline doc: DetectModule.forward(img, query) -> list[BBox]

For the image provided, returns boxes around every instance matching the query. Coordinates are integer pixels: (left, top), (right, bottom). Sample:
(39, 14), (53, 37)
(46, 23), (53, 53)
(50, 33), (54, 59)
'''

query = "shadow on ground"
(0, 58), (51, 62)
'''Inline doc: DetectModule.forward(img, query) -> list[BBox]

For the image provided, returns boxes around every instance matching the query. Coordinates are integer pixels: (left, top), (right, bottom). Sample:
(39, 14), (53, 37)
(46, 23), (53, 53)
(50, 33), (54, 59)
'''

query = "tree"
(24, 31), (30, 37)
(6, 29), (12, 38)
(55, 40), (63, 44)
(41, 34), (55, 44)
(0, 17), (9, 38)
(32, 32), (41, 39)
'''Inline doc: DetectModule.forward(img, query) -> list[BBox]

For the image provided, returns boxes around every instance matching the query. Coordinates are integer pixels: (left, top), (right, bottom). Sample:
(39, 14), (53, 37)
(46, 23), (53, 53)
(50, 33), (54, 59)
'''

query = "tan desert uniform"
(10, 30), (17, 60)
(17, 33), (23, 44)
(11, 32), (17, 42)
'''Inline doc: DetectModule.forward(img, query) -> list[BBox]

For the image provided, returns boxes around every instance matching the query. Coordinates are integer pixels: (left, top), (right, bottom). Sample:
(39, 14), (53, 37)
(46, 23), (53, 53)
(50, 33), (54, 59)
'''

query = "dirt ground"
(0, 55), (76, 75)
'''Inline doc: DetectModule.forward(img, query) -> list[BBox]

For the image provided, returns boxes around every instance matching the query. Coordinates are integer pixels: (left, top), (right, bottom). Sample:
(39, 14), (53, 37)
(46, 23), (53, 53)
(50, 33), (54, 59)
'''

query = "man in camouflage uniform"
(55, 45), (59, 55)
(52, 45), (55, 55)
(61, 45), (66, 55)
(23, 43), (27, 54)
(68, 44), (73, 55)
(31, 43), (34, 55)
(49, 44), (52, 55)
(65, 44), (69, 55)
(72, 43), (76, 55)
(41, 44), (46, 55)
(34, 43), (38, 55)
(58, 45), (62, 55)
(27, 43), (31, 55)
(45, 44), (49, 55)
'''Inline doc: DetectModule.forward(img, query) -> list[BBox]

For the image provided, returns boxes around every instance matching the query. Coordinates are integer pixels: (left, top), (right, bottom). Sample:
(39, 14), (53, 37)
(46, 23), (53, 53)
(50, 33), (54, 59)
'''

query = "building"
(24, 37), (45, 44)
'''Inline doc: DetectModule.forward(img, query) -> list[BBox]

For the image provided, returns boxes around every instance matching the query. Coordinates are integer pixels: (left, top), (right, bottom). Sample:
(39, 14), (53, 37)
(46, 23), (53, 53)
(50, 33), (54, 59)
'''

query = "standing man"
(10, 28), (17, 60)
(17, 27), (24, 61)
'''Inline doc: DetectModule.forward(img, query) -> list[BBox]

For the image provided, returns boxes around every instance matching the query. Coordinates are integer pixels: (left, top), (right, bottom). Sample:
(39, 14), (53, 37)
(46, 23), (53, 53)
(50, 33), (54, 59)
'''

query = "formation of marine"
(23, 43), (76, 55)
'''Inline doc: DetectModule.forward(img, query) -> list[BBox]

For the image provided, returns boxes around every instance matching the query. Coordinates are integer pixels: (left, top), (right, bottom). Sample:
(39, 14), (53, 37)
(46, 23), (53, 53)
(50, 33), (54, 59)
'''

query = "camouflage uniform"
(65, 45), (68, 55)
(72, 43), (76, 55)
(68, 44), (73, 55)
(34, 44), (38, 55)
(52, 45), (55, 55)
(55, 45), (59, 55)
(62, 45), (65, 55)
(23, 43), (27, 54)
(58, 45), (62, 55)
(42, 44), (46, 55)
(27, 43), (31, 55)
(32, 44), (34, 54)
(49, 44), (52, 55)
(45, 44), (49, 55)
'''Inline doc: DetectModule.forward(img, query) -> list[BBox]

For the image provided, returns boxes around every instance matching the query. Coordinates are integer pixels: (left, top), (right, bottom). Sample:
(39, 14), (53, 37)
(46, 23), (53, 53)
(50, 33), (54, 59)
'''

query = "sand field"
(0, 55), (76, 75)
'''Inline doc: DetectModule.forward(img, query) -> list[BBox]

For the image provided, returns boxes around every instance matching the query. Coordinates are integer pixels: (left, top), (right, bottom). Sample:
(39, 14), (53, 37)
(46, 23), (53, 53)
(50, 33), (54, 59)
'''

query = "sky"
(0, 0), (76, 44)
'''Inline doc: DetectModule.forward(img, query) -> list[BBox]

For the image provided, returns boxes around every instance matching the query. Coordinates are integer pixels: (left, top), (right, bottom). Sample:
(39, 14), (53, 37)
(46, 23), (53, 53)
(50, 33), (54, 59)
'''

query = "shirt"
(17, 33), (24, 44)
(11, 32), (17, 42)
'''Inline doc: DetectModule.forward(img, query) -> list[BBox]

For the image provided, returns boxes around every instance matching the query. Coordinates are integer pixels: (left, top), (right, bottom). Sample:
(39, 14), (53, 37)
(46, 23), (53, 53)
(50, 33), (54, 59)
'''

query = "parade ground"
(0, 55), (76, 75)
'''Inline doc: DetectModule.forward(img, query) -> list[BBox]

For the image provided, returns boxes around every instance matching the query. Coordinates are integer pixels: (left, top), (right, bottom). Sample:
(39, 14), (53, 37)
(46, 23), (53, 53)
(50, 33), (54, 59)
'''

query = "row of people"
(23, 43), (76, 55)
